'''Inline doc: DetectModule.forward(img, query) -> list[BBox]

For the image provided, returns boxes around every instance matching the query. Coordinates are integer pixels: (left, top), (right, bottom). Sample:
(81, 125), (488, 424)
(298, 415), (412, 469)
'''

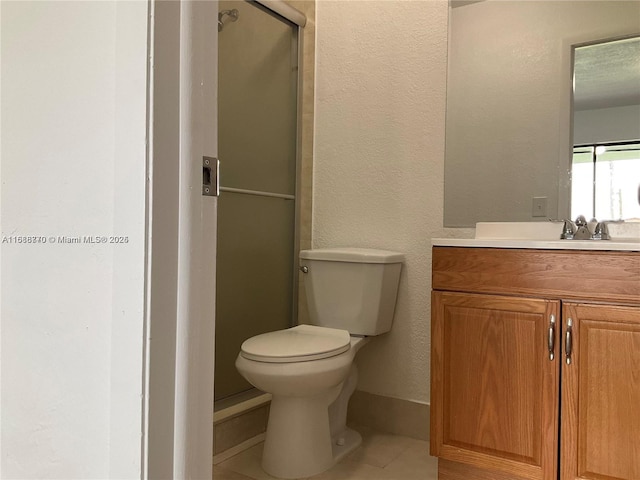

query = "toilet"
(235, 247), (404, 479)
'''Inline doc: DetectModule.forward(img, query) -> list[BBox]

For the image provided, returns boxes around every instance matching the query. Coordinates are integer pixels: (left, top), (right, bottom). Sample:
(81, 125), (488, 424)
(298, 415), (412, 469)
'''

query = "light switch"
(532, 196), (547, 217)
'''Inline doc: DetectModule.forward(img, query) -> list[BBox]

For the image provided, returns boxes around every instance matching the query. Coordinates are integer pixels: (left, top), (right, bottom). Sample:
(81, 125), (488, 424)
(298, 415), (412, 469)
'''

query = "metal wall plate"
(203, 156), (219, 197)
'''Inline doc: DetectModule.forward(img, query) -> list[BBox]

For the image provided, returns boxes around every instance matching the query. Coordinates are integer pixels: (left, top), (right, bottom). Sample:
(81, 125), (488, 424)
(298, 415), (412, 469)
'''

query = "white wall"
(1, 2), (148, 477)
(314, 0), (449, 404)
(574, 104), (640, 145)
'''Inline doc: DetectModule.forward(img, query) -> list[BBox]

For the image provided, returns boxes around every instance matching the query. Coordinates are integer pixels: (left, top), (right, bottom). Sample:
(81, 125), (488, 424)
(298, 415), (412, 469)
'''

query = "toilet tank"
(299, 248), (404, 336)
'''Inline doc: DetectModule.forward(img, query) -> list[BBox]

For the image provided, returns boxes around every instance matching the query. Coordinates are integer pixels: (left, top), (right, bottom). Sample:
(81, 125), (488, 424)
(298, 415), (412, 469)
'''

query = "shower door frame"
(255, 0), (308, 325)
(214, 0), (308, 402)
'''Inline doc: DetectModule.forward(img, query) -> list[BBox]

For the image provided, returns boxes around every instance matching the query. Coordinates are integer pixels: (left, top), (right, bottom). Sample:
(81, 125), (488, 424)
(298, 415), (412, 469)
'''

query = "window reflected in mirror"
(571, 142), (640, 221)
(572, 36), (640, 221)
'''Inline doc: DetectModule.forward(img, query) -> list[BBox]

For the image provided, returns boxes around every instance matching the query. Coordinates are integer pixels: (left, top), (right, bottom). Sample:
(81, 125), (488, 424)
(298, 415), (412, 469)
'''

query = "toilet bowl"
(235, 248), (404, 479)
(235, 325), (369, 479)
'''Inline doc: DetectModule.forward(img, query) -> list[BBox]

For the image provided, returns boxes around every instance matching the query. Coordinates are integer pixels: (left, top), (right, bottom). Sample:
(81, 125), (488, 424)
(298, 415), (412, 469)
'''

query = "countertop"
(431, 237), (640, 251)
(432, 222), (640, 252)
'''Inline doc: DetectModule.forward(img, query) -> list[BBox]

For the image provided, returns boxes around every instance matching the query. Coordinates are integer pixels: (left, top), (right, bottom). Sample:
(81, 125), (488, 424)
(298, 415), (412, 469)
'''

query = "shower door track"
(220, 186), (295, 200)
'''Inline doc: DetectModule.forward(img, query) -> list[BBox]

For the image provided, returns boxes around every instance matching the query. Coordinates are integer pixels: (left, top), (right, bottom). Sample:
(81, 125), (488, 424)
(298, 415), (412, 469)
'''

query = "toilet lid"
(240, 325), (351, 363)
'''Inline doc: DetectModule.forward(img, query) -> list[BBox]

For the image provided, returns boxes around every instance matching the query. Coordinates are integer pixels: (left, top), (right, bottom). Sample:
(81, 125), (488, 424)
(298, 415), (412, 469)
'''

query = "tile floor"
(214, 424), (438, 480)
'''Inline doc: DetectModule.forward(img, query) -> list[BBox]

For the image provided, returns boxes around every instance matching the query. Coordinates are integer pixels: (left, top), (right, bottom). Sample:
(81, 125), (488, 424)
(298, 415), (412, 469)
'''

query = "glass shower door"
(215, 0), (298, 401)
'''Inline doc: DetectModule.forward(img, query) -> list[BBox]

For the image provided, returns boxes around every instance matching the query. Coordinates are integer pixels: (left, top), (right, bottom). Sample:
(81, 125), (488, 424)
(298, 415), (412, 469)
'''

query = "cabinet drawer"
(432, 247), (640, 304)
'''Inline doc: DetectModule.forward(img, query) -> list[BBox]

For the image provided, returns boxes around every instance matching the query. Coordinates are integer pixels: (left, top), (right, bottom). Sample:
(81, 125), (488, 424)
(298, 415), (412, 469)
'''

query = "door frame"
(143, 1), (218, 478)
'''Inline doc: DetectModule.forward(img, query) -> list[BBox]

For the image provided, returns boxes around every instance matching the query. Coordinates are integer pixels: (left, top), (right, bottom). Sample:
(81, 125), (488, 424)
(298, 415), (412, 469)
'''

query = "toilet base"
(239, 338), (371, 479)
(261, 393), (335, 479)
(260, 397), (363, 479)
(332, 427), (362, 464)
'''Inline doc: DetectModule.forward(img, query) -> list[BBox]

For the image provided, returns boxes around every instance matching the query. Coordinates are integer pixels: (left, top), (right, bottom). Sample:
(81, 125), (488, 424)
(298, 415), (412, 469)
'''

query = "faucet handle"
(560, 219), (576, 239)
(593, 222), (610, 240)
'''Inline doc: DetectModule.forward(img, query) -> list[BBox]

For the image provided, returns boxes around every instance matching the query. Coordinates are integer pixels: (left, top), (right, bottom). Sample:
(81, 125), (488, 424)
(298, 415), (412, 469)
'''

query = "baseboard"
(213, 433), (265, 465)
(212, 390), (429, 462)
(213, 403), (269, 456)
(347, 390), (430, 441)
(213, 392), (271, 424)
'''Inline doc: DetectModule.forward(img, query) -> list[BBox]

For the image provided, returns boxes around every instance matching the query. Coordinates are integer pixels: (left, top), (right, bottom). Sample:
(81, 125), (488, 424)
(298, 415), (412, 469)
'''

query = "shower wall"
(215, 1), (299, 401)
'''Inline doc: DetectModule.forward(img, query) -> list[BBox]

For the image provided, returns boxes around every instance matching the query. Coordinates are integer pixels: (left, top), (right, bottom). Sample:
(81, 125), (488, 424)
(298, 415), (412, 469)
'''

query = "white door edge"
(143, 1), (218, 478)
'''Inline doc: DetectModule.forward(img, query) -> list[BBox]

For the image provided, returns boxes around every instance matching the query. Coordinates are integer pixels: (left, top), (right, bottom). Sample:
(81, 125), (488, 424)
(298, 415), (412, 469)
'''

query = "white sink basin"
(475, 222), (564, 240)
(432, 222), (640, 251)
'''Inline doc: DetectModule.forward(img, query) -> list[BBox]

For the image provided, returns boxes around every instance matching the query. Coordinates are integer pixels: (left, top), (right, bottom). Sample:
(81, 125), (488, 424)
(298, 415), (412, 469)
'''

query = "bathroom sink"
(431, 222), (640, 252)
(475, 222), (564, 241)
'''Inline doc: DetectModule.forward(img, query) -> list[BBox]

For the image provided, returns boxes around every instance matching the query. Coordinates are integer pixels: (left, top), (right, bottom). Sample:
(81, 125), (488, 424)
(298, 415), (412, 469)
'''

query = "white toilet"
(235, 247), (404, 479)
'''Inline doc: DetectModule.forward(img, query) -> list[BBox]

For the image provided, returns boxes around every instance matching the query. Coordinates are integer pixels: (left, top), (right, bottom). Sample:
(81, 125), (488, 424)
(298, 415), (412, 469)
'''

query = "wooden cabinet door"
(561, 303), (640, 480)
(431, 292), (560, 480)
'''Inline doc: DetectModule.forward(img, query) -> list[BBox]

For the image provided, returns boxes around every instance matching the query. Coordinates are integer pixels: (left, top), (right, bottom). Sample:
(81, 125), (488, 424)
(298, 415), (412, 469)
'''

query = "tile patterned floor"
(214, 424), (438, 480)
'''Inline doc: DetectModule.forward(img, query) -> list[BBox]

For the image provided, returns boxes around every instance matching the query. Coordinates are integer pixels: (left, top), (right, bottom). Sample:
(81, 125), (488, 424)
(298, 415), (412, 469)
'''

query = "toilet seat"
(240, 324), (351, 363)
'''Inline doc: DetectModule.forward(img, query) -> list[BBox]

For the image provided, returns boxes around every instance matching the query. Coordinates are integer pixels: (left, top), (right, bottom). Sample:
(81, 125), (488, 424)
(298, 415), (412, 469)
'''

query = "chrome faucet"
(592, 221), (611, 240)
(560, 215), (610, 240)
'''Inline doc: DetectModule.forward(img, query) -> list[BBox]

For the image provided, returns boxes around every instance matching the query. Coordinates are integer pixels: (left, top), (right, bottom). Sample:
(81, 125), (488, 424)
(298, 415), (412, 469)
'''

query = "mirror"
(571, 37), (640, 221)
(444, 0), (640, 227)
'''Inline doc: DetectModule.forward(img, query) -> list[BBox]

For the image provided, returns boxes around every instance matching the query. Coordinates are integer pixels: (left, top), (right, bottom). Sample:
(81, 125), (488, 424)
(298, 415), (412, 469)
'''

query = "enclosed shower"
(215, 0), (300, 404)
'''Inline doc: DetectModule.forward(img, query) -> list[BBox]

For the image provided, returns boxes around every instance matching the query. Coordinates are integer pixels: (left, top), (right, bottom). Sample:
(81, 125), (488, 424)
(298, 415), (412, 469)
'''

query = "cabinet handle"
(547, 314), (556, 361)
(565, 318), (573, 365)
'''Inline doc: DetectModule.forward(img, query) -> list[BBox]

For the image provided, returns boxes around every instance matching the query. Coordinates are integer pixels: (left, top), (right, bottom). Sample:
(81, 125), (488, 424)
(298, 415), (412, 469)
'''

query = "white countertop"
(433, 222), (640, 252)
(431, 237), (640, 251)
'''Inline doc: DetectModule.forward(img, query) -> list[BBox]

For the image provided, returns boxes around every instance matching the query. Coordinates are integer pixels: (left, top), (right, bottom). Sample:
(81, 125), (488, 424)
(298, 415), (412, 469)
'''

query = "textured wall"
(314, 0), (449, 404)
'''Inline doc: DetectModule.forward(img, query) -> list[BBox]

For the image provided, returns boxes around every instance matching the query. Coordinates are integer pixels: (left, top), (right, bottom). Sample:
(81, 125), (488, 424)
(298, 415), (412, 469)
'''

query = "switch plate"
(532, 196), (548, 217)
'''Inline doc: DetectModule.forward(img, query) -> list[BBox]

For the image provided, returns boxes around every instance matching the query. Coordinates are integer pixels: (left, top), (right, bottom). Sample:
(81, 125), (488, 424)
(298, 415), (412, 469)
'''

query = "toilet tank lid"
(300, 248), (405, 264)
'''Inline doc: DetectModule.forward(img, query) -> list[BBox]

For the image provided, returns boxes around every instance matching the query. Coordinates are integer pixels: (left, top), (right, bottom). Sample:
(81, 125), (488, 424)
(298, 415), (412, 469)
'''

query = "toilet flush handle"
(300, 266), (309, 274)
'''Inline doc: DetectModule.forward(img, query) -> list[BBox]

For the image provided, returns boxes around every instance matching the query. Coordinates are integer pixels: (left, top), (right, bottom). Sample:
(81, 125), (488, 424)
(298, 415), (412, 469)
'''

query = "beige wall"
(313, 0), (449, 404)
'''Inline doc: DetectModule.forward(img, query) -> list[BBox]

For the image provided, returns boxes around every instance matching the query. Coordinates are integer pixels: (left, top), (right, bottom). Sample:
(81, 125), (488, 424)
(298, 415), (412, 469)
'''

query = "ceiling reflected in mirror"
(574, 37), (640, 111)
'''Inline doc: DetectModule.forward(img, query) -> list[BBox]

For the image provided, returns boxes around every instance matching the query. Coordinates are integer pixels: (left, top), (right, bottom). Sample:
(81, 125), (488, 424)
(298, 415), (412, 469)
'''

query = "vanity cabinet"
(560, 303), (640, 480)
(430, 247), (640, 480)
(431, 291), (560, 480)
